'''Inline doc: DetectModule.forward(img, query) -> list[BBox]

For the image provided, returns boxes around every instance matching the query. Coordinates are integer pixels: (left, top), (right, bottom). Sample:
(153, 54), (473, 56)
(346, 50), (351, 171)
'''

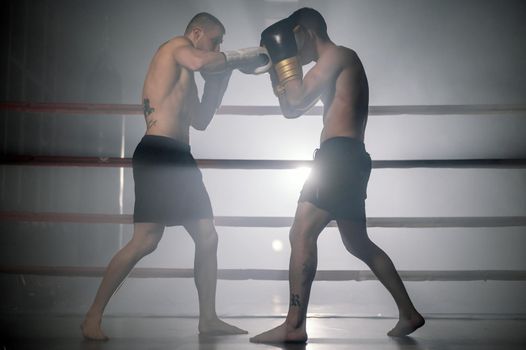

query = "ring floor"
(1, 315), (525, 350)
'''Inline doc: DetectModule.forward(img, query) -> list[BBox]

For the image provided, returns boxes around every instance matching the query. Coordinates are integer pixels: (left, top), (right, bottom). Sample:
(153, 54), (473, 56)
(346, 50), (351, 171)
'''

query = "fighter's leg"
(184, 219), (247, 335)
(250, 202), (332, 343)
(337, 219), (424, 336)
(82, 223), (165, 340)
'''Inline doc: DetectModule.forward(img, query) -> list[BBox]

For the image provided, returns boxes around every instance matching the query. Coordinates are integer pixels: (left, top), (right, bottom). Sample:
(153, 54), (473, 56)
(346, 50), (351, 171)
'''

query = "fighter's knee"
(288, 227), (301, 243)
(130, 234), (161, 258)
(343, 237), (372, 260)
(289, 226), (316, 245)
(144, 238), (161, 255)
(196, 227), (218, 249)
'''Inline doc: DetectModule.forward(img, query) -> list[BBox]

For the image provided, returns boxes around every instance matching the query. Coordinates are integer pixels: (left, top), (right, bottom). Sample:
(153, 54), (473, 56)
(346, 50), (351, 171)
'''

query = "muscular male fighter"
(81, 12), (269, 340)
(250, 8), (424, 343)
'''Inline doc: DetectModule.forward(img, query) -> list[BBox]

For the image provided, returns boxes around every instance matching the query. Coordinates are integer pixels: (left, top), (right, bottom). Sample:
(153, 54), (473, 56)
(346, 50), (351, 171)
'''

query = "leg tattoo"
(290, 294), (301, 307)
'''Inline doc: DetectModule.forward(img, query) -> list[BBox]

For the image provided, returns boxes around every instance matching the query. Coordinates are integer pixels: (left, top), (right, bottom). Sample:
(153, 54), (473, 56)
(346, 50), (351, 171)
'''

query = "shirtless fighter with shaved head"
(251, 8), (424, 343)
(82, 12), (269, 340)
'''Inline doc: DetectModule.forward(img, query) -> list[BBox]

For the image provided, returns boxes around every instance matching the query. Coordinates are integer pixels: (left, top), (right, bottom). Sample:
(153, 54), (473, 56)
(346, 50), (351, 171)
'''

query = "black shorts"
(299, 137), (371, 221)
(132, 135), (213, 226)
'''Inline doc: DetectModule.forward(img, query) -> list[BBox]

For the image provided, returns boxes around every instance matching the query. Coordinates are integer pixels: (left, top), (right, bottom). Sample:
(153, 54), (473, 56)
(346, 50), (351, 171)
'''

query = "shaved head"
(185, 12), (225, 35)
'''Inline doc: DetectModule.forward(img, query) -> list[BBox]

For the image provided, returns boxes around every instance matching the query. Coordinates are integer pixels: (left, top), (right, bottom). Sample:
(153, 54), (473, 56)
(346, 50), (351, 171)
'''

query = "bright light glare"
(295, 166), (312, 182)
(272, 239), (284, 252)
(282, 167), (312, 190)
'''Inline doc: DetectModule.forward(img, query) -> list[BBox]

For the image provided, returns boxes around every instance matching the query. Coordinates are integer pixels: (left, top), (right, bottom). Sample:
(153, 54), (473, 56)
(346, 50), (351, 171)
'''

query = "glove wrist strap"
(275, 57), (302, 86)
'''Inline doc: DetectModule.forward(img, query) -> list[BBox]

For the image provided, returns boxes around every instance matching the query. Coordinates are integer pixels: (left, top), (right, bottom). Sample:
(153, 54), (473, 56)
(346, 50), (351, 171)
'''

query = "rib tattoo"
(143, 98), (157, 130)
(146, 119), (157, 130)
(143, 98), (155, 117)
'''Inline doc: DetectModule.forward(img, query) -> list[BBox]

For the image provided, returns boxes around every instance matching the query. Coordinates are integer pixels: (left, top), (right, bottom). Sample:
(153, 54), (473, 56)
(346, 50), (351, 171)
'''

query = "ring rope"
(0, 266), (524, 282)
(1, 211), (525, 228)
(1, 101), (526, 116)
(2, 155), (525, 169)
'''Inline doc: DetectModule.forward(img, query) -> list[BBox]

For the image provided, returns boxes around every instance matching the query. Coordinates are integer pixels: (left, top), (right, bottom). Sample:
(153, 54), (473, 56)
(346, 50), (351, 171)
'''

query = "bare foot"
(250, 323), (307, 344)
(387, 312), (425, 337)
(199, 318), (248, 335)
(81, 316), (109, 341)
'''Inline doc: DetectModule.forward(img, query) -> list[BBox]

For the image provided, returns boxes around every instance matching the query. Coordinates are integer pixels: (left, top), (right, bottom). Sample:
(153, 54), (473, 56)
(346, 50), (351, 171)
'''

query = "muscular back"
(142, 37), (199, 143)
(320, 46), (369, 142)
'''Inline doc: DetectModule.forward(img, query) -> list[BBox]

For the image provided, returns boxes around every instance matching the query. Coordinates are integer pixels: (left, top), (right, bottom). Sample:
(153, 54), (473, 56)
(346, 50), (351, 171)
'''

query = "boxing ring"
(1, 101), (525, 282)
(1, 101), (526, 349)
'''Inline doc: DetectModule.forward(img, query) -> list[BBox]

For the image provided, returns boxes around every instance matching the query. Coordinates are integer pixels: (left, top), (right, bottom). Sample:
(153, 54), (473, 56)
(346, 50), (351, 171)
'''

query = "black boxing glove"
(260, 17), (302, 87)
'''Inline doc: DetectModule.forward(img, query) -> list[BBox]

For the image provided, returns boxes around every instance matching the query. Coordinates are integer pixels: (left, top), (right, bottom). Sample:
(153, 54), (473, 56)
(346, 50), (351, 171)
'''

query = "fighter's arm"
(192, 70), (232, 130)
(171, 37), (268, 129)
(171, 37), (227, 73)
(276, 49), (342, 118)
(167, 38), (228, 130)
(172, 37), (270, 74)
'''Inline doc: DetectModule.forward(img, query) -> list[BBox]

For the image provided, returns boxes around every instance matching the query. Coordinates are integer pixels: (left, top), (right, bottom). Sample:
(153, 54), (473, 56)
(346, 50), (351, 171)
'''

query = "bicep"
(171, 39), (224, 72)
(172, 45), (208, 71)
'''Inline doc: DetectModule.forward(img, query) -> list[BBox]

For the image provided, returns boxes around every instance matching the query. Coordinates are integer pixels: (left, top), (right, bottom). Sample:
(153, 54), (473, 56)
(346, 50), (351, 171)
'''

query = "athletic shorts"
(132, 135), (213, 226)
(299, 137), (371, 221)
